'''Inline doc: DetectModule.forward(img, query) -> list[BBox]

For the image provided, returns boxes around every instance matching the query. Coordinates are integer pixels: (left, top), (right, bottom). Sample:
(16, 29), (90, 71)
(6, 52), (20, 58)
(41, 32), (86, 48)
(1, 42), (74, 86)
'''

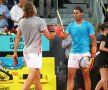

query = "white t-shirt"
(10, 5), (24, 26)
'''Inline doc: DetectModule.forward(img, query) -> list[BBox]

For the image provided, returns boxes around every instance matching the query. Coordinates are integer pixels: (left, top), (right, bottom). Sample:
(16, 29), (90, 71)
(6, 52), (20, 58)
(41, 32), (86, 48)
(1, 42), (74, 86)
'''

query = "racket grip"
(89, 58), (94, 65)
(13, 57), (18, 66)
(85, 58), (94, 72)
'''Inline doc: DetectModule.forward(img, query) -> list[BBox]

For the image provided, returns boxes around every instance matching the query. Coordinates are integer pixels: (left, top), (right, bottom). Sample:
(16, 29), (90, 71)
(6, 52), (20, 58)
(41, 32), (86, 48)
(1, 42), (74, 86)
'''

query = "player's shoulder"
(34, 16), (45, 22)
(68, 22), (75, 27)
(83, 20), (92, 25)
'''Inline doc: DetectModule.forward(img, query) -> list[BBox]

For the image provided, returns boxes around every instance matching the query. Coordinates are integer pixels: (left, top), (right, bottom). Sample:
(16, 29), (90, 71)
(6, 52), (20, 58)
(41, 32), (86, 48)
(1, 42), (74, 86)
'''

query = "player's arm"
(88, 34), (97, 69)
(13, 30), (22, 58)
(58, 31), (69, 39)
(90, 34), (97, 58)
(88, 22), (97, 58)
(99, 41), (108, 52)
(52, 24), (69, 39)
(42, 29), (56, 40)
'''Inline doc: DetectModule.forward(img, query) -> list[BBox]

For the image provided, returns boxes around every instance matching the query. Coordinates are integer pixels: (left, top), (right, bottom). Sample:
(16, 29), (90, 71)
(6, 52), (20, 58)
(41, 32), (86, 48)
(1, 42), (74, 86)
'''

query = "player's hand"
(13, 53), (18, 66)
(88, 58), (94, 70)
(52, 24), (64, 35)
(13, 53), (18, 59)
(91, 52), (96, 59)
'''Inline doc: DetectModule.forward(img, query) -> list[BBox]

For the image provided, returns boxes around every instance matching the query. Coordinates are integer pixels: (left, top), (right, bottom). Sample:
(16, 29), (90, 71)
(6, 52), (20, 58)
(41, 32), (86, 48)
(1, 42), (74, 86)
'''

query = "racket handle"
(13, 57), (18, 66)
(89, 58), (94, 65)
(84, 58), (94, 72)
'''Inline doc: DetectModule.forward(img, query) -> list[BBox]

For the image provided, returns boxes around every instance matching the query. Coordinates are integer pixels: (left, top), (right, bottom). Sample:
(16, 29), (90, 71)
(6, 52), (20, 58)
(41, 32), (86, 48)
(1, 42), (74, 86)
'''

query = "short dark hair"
(74, 6), (83, 13)
(100, 22), (108, 31)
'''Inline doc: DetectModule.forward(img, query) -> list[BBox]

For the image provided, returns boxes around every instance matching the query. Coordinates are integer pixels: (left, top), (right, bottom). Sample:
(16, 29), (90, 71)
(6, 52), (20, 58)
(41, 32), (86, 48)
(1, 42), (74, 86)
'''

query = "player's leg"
(67, 53), (79, 90)
(33, 69), (42, 90)
(101, 68), (108, 90)
(80, 52), (91, 90)
(22, 68), (41, 90)
(22, 53), (42, 90)
(82, 68), (91, 90)
(67, 68), (77, 90)
(95, 68), (108, 90)
(95, 79), (103, 90)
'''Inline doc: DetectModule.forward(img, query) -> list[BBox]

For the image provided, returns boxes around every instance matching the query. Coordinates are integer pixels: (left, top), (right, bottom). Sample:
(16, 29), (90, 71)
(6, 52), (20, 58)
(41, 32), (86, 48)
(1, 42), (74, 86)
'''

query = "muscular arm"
(42, 29), (56, 40)
(90, 34), (97, 58)
(52, 24), (69, 39)
(59, 31), (69, 39)
(14, 31), (22, 55)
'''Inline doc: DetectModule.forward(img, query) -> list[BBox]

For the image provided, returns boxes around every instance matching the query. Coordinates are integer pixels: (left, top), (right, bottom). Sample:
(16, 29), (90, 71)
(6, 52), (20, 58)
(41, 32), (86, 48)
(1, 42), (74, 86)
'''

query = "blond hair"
(23, 2), (37, 18)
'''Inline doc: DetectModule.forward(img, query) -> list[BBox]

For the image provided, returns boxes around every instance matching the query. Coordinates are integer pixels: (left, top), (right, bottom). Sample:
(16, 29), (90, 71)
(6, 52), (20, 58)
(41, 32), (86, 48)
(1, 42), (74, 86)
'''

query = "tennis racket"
(56, 10), (63, 26)
(53, 10), (64, 38)
(79, 56), (94, 72)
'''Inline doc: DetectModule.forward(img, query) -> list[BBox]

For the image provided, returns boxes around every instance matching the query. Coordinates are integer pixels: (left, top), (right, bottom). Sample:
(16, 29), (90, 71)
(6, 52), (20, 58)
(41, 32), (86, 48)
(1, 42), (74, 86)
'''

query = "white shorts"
(23, 53), (42, 69)
(68, 52), (91, 68)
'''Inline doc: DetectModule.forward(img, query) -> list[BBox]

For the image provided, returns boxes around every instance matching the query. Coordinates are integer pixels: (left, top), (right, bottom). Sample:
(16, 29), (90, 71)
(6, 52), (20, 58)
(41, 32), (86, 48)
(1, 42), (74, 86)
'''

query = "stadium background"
(0, 0), (108, 90)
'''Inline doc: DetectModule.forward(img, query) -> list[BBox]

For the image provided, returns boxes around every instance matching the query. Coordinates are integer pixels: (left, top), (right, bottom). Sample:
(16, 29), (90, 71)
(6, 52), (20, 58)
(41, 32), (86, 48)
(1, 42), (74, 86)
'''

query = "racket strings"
(79, 56), (90, 72)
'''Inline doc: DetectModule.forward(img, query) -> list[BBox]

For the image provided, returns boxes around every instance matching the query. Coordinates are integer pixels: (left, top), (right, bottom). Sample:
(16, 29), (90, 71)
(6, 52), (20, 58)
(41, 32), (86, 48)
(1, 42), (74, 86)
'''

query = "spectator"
(0, 0), (10, 33)
(39, 0), (52, 18)
(5, 0), (18, 31)
(10, 0), (27, 29)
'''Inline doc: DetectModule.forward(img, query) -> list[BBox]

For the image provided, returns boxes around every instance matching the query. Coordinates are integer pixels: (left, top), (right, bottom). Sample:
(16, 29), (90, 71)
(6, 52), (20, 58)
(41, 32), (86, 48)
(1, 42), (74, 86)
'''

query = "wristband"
(59, 32), (64, 38)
